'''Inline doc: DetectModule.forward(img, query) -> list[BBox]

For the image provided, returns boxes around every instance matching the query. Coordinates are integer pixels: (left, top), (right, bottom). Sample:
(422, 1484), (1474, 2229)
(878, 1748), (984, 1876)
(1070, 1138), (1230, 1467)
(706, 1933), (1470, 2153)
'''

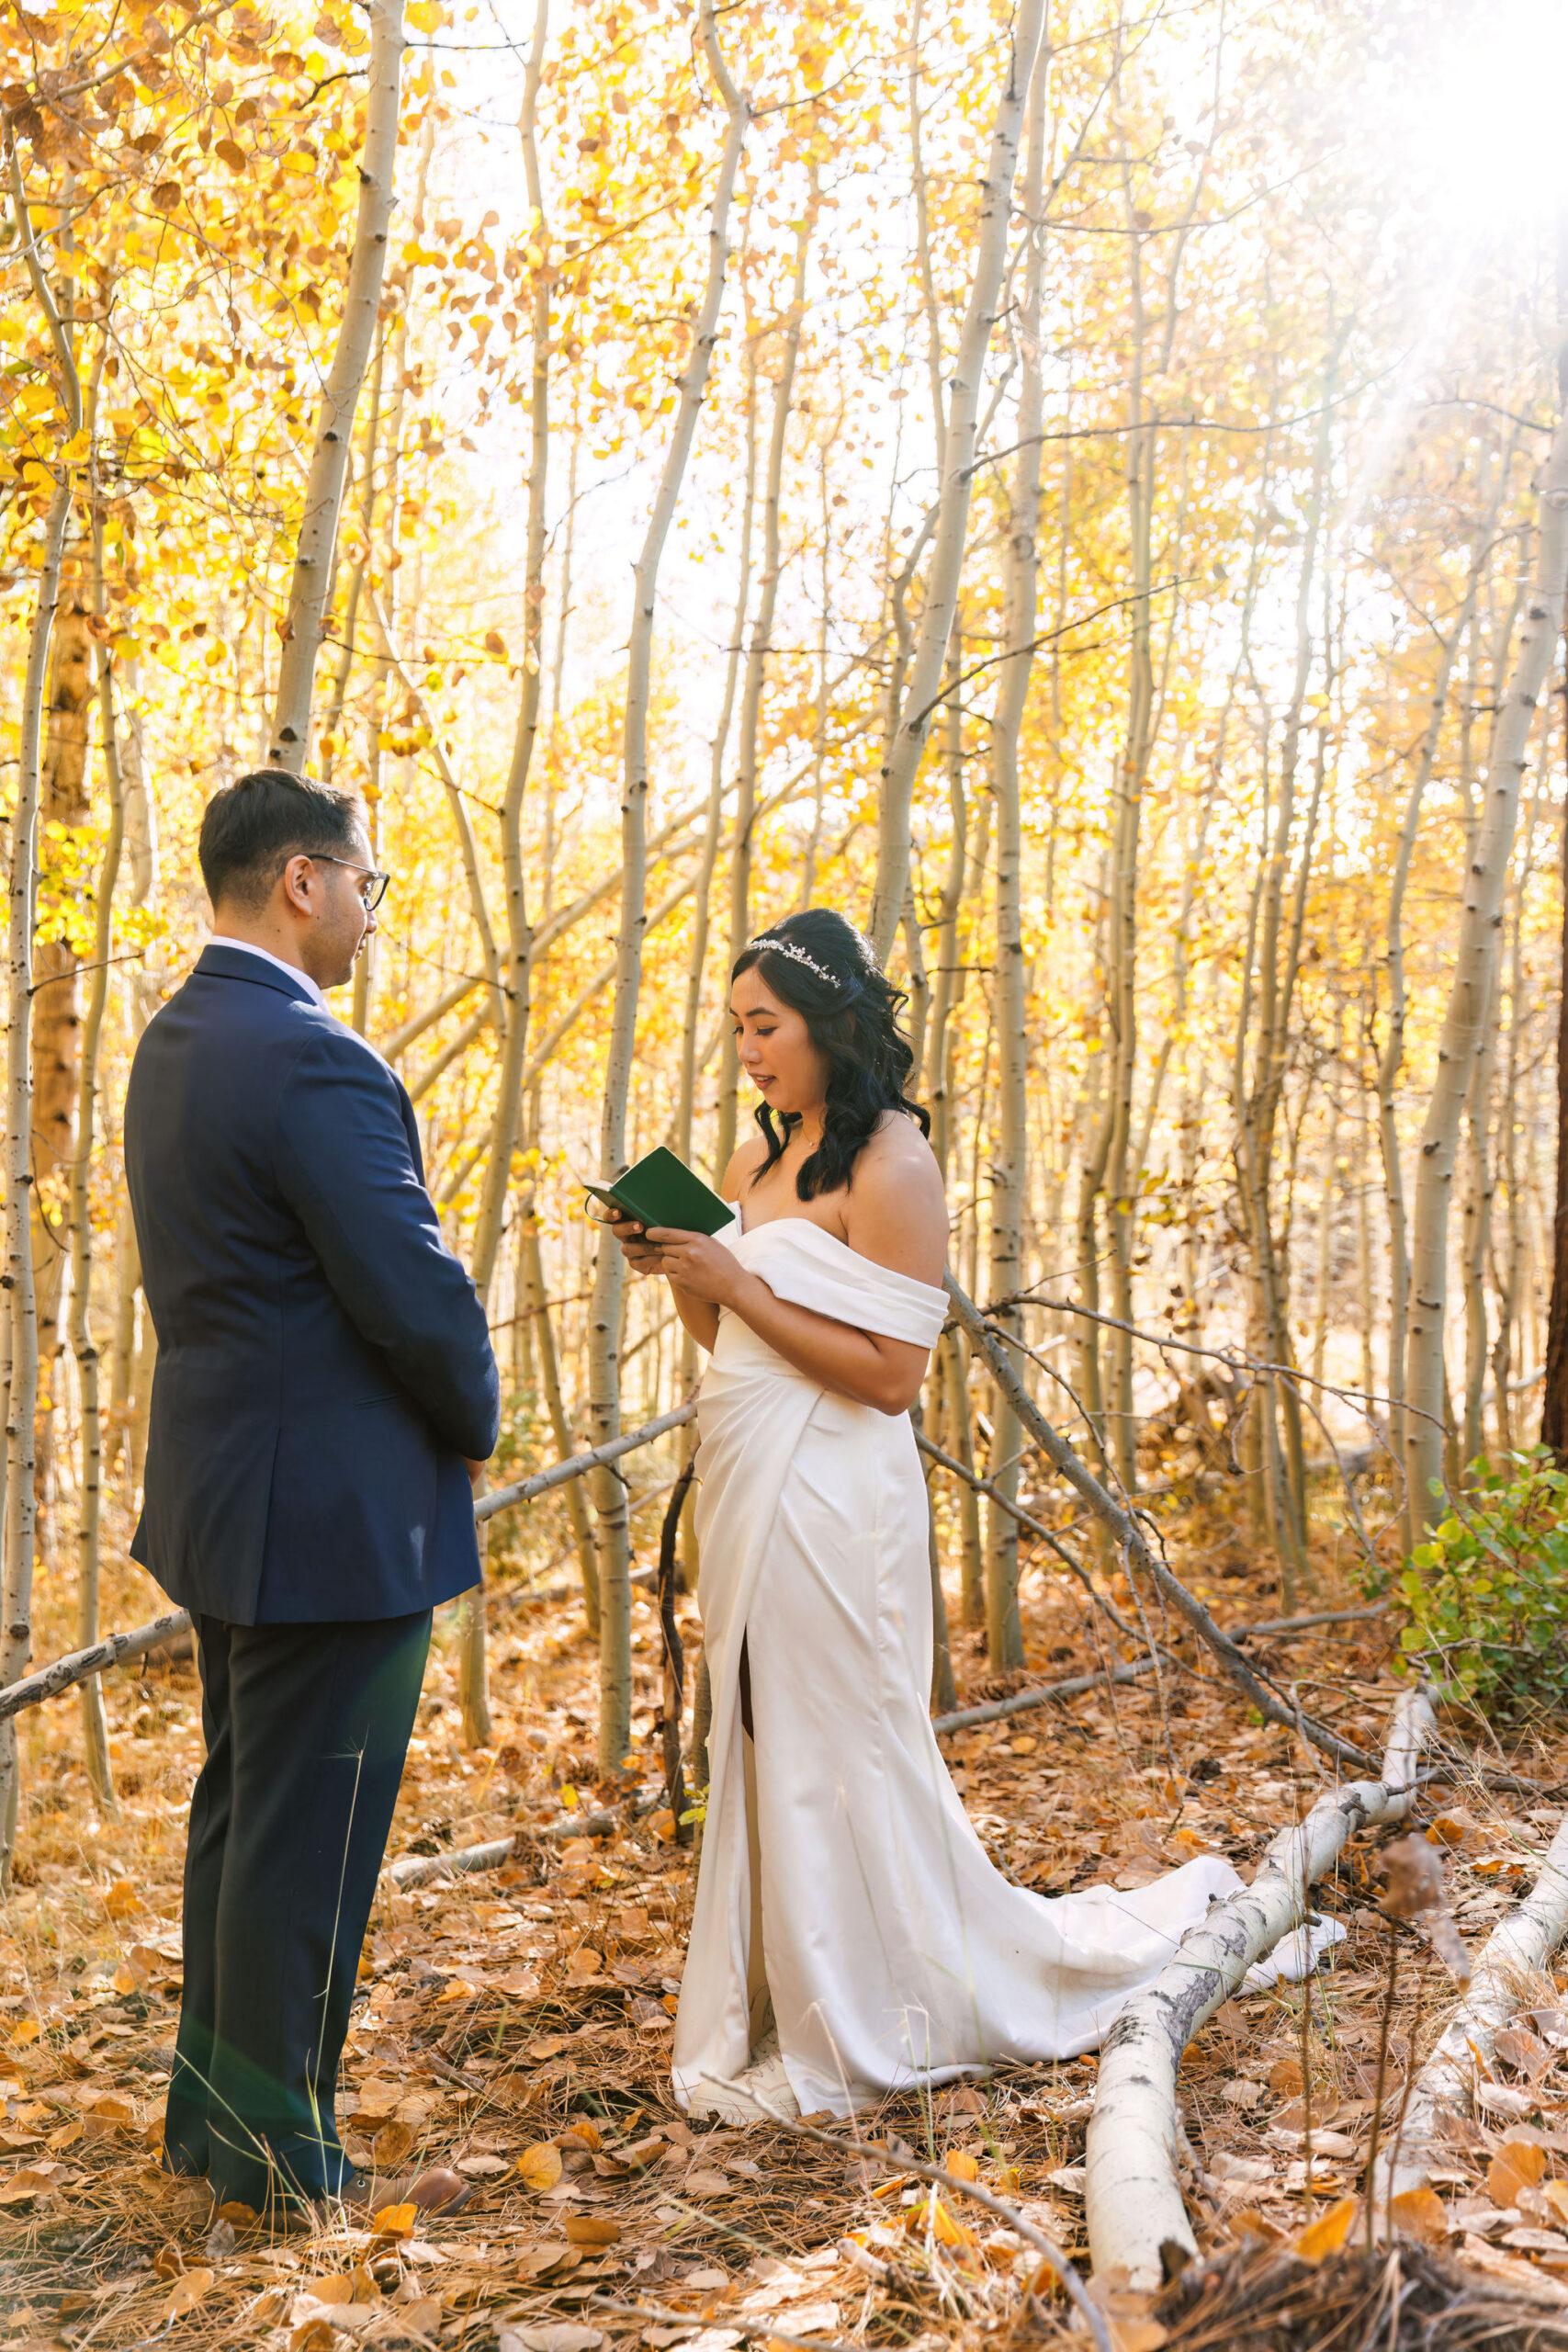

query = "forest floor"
(0, 1488), (1566, 2351)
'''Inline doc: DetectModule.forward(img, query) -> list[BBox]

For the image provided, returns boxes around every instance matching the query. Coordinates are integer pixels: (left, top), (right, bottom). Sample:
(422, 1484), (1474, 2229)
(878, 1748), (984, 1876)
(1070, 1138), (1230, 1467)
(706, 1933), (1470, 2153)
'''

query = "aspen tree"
(983, 36), (1048, 1671)
(589, 0), (750, 1773)
(69, 490), (125, 1815)
(1406, 408), (1568, 1531)
(870, 0), (1048, 960)
(470, 0), (551, 1306)
(269, 0), (405, 771)
(1, 132), (80, 1879)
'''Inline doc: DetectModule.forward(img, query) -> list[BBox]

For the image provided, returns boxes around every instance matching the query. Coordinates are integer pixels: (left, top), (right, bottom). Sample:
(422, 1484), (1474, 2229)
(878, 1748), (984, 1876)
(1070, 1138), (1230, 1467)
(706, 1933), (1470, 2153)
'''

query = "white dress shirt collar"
(209, 935), (328, 1011)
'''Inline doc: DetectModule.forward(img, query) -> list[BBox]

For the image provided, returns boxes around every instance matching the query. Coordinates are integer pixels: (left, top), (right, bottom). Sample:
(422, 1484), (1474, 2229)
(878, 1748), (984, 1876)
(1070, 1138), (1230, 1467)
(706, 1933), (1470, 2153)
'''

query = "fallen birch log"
(388, 1788), (664, 1888)
(945, 1274), (1377, 1775)
(0, 1610), (194, 1725)
(0, 1403), (699, 1727)
(929, 1609), (1385, 1736)
(1083, 1687), (1432, 2292)
(474, 1399), (697, 1522)
(1373, 1807), (1568, 2203)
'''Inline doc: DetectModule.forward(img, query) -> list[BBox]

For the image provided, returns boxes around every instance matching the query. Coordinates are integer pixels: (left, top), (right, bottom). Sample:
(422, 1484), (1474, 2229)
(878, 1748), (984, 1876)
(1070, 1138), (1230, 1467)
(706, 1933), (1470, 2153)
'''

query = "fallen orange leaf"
(944, 2151), (979, 2182)
(1489, 2142), (1547, 2207)
(564, 2214), (621, 2245)
(1388, 2187), (1447, 2245)
(1292, 2197), (1358, 2262)
(518, 2142), (564, 2191)
(371, 2201), (417, 2239)
(161, 2266), (215, 2322)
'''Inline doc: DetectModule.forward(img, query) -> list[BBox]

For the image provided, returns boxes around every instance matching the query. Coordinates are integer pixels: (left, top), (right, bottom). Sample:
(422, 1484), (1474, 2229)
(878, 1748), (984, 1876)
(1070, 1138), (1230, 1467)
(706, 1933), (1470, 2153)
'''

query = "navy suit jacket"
(126, 944), (501, 1624)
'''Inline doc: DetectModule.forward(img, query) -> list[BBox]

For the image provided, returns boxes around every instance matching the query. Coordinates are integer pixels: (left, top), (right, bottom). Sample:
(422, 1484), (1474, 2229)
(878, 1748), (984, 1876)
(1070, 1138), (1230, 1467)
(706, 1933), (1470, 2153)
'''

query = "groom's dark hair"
(200, 768), (363, 914)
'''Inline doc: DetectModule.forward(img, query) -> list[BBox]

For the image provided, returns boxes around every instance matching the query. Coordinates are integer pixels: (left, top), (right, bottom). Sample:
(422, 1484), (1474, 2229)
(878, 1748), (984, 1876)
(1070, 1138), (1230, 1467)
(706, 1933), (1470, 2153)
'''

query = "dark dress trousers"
(124, 943), (500, 2210)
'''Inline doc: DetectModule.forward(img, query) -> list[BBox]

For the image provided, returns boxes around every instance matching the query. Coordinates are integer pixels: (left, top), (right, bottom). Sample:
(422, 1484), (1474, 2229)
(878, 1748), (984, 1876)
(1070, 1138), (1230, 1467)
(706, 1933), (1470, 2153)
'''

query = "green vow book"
(581, 1145), (734, 1237)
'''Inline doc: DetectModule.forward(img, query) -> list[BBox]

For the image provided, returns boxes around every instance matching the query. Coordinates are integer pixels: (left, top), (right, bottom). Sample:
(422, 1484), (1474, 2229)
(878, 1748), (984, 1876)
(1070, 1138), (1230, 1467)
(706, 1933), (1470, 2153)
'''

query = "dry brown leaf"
(103, 1879), (143, 1921)
(1292, 2196), (1358, 2262)
(436, 1977), (480, 2004)
(457, 2154), (511, 2177)
(1389, 2187), (1447, 2245)
(565, 1948), (604, 1982)
(1489, 2141), (1548, 2207)
(561, 2119), (603, 2152)
(1542, 2179), (1568, 2228)
(353, 2078), (402, 2120)
(518, 2142), (564, 2191)
(402, 2299), (444, 2335)
(685, 2167), (734, 2198)
(649, 1810), (677, 1841)
(290, 2322), (338, 2352)
(300, 2275), (355, 2304)
(373, 2119), (415, 2168)
(563, 2214), (621, 2245)
(161, 2267), (215, 2322)
(1267, 2057), (1303, 2096)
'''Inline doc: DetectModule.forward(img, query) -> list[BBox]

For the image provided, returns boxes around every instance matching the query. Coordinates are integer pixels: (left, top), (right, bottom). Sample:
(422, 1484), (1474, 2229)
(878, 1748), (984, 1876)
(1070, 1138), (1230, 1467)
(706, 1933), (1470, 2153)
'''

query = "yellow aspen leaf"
(1292, 2197), (1358, 2262)
(560, 2120), (602, 2151)
(518, 2143), (564, 2191)
(8, 2020), (38, 2048)
(406, 0), (444, 27)
(1388, 2187), (1447, 2244)
(161, 2267), (214, 2321)
(1489, 2142), (1547, 2206)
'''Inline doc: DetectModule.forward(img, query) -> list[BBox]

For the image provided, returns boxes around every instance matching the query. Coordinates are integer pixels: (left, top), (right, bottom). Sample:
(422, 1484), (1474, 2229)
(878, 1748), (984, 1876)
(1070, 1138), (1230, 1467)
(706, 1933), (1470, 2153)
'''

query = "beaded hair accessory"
(751, 933), (844, 988)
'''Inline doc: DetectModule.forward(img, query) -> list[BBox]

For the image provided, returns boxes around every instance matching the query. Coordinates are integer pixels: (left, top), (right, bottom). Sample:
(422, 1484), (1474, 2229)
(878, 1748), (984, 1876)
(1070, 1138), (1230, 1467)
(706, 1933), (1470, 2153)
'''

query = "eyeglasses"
(310, 854), (389, 911)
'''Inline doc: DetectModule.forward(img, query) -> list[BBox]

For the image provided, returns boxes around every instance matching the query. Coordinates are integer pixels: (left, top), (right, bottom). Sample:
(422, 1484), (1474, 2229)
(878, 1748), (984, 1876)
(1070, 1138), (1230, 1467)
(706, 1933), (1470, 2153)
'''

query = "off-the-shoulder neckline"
(733, 1215), (944, 1298)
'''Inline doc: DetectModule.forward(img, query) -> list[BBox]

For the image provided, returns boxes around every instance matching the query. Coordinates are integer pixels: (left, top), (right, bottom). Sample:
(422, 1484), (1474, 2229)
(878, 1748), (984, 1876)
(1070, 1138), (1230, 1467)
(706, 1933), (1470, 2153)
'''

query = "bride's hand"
(641, 1227), (744, 1306)
(596, 1205), (666, 1278)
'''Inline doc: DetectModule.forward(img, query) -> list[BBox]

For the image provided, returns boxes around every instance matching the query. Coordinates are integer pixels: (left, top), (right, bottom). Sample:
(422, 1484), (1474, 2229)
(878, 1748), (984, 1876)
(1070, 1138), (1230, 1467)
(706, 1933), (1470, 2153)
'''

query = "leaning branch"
(944, 1275), (1376, 1773)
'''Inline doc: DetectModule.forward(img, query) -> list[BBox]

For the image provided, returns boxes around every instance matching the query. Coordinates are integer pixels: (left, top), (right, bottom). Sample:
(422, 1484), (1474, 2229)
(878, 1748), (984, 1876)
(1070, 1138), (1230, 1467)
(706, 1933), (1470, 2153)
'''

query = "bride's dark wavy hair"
(731, 910), (930, 1201)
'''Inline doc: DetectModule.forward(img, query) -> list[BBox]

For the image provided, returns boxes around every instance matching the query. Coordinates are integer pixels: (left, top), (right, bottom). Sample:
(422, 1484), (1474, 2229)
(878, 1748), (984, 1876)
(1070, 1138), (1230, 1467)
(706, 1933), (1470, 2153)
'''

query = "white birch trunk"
(1085, 1690), (1431, 2291)
(268, 0), (405, 771)
(469, 0), (549, 1305)
(869, 0), (1047, 960)
(1373, 1806), (1568, 2202)
(0, 475), (73, 1886)
(1405, 411), (1568, 1530)
(590, 6), (749, 1772)
(69, 498), (126, 1816)
(983, 39), (1047, 1670)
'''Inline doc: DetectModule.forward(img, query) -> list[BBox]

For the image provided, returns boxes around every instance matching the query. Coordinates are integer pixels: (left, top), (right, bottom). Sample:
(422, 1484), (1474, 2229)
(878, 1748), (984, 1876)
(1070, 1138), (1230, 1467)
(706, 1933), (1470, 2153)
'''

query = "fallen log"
(474, 1399), (697, 1522)
(944, 1274), (1378, 1776)
(388, 1788), (663, 1889)
(929, 1608), (1387, 1736)
(1373, 1807), (1568, 2203)
(1083, 1686), (1432, 2292)
(0, 1403), (699, 1727)
(0, 1610), (194, 1726)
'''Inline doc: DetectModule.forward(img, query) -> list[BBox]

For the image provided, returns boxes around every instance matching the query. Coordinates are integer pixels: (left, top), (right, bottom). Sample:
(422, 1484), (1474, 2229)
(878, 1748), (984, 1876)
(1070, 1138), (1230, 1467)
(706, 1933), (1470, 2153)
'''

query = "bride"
(607, 909), (1243, 2121)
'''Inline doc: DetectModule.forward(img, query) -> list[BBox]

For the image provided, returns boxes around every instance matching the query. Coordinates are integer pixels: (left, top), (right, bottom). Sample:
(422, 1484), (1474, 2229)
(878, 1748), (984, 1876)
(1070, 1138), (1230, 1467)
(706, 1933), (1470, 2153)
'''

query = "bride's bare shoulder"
(844, 1113), (948, 1282)
(720, 1135), (769, 1204)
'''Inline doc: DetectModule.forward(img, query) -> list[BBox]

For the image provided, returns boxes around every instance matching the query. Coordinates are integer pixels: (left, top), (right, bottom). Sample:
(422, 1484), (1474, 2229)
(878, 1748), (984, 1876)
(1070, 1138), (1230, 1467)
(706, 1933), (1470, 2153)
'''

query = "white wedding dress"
(669, 1218), (1257, 2120)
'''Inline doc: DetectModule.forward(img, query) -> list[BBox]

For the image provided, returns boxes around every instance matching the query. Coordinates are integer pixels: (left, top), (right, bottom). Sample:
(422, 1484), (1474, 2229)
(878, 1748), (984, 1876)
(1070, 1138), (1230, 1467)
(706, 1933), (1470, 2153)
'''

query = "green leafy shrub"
(1398, 1447), (1568, 1716)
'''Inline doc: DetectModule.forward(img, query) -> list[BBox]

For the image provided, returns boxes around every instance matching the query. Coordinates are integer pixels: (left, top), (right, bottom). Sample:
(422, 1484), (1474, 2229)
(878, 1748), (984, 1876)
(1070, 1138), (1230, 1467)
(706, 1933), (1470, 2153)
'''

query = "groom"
(125, 767), (500, 2218)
